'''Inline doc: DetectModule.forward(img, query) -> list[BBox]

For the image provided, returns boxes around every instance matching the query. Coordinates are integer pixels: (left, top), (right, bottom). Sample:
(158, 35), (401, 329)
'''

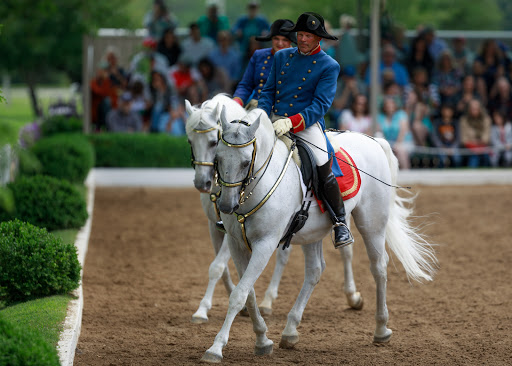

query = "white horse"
(185, 95), (365, 322)
(201, 108), (437, 363)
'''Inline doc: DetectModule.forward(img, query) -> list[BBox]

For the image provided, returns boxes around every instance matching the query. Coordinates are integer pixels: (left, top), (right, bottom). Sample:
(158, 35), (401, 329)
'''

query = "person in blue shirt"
(233, 19), (297, 109)
(258, 12), (353, 249)
(232, 1), (270, 60)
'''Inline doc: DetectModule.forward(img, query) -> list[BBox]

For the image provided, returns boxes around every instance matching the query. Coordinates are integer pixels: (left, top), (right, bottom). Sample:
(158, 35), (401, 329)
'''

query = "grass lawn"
(0, 294), (74, 347)
(0, 86), (81, 133)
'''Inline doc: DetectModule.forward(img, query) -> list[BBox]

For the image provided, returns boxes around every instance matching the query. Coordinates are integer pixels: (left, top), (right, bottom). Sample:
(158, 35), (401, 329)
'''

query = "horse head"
(216, 106), (262, 214)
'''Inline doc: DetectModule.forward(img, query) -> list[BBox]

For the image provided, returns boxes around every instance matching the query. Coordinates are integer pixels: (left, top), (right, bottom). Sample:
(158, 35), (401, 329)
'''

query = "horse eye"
(209, 141), (217, 148)
(242, 160), (250, 168)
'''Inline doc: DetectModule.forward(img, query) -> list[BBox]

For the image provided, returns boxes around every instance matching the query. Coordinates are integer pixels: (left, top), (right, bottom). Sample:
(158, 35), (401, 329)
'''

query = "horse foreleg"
(259, 245), (292, 316)
(338, 244), (364, 310)
(192, 222), (234, 324)
(280, 241), (324, 349)
(202, 238), (275, 363)
(365, 234), (392, 343)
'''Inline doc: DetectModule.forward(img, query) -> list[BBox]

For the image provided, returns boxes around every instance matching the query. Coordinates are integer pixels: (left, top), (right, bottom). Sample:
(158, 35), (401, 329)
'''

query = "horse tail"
(375, 138), (438, 283)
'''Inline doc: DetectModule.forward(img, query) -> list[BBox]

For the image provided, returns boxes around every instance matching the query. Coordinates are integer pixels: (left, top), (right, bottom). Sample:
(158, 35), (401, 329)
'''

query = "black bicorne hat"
(255, 19), (297, 44)
(282, 12), (338, 41)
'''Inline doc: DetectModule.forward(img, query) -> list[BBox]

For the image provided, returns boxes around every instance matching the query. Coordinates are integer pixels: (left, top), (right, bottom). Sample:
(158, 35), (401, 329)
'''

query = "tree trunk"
(25, 72), (42, 118)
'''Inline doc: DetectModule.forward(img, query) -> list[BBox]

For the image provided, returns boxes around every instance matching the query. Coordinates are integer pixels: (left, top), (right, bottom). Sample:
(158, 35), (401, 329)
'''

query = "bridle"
(190, 123), (220, 168)
(215, 122), (294, 252)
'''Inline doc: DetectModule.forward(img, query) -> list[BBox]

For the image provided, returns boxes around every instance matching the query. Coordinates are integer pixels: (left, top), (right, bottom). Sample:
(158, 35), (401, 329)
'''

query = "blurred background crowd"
(89, 0), (512, 169)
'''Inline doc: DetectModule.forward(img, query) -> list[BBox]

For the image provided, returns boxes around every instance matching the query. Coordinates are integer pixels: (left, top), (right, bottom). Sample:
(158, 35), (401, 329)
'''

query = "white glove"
(273, 118), (293, 137)
(245, 99), (258, 110)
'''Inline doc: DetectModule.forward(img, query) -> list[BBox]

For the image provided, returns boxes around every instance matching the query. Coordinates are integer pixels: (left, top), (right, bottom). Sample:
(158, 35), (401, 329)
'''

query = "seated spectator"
(90, 62), (117, 132)
(404, 88), (432, 147)
(490, 110), (512, 167)
(475, 39), (505, 94)
(232, 0), (269, 61)
(338, 94), (371, 134)
(337, 14), (361, 70)
(331, 66), (366, 122)
(452, 36), (473, 76)
(456, 74), (485, 118)
(459, 99), (492, 167)
(168, 54), (204, 105)
(104, 46), (128, 90)
(209, 31), (242, 90)
(144, 0), (178, 40)
(377, 97), (414, 170)
(197, 58), (230, 99)
(405, 66), (439, 115)
(197, 0), (230, 42)
(129, 37), (169, 84)
(157, 27), (182, 67)
(129, 78), (152, 131)
(421, 25), (448, 62)
(106, 92), (143, 133)
(430, 102), (462, 168)
(382, 80), (404, 108)
(149, 69), (174, 133)
(470, 59), (489, 106)
(433, 50), (462, 105)
(365, 44), (409, 88)
(488, 76), (512, 121)
(181, 23), (215, 67)
(406, 35), (434, 82)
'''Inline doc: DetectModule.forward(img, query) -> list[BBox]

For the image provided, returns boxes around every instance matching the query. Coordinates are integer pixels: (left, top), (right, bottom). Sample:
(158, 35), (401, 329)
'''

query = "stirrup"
(332, 222), (354, 249)
(215, 221), (226, 233)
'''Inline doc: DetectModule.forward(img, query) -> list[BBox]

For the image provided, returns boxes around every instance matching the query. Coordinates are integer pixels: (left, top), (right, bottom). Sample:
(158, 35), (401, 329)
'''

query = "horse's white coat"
(202, 107), (437, 362)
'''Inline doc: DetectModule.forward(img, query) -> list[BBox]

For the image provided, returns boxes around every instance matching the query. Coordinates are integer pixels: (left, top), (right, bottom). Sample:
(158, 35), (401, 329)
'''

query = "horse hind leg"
(338, 216), (364, 310)
(259, 244), (292, 317)
(361, 231), (392, 343)
(280, 241), (324, 349)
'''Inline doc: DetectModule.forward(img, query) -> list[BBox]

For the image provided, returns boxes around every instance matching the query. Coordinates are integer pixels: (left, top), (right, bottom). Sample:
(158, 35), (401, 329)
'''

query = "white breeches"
(271, 114), (329, 166)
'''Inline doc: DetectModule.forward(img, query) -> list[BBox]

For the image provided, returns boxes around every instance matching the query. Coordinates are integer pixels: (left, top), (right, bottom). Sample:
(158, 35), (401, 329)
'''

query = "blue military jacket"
(233, 48), (274, 105)
(259, 46), (343, 176)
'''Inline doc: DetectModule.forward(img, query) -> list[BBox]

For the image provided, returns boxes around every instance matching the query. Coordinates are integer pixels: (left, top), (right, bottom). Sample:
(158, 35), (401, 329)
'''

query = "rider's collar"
(298, 43), (321, 56)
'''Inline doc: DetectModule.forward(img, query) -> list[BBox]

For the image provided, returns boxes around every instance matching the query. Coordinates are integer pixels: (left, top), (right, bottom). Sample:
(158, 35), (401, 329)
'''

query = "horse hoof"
(373, 329), (392, 344)
(259, 306), (272, 317)
(191, 316), (208, 324)
(348, 292), (364, 310)
(201, 351), (223, 363)
(279, 334), (299, 349)
(254, 342), (273, 356)
(240, 306), (250, 317)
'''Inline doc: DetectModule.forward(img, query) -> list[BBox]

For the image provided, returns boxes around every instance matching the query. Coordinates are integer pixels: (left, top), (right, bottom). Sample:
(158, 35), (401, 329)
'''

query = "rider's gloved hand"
(245, 99), (258, 110)
(273, 118), (292, 137)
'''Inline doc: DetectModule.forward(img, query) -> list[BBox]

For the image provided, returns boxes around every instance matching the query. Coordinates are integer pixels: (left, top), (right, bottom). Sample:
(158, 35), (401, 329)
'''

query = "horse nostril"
(205, 180), (211, 188)
(233, 204), (240, 212)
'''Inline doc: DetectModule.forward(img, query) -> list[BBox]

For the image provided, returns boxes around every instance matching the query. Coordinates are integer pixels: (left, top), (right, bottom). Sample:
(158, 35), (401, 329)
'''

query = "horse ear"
(185, 99), (194, 115)
(248, 114), (261, 137)
(219, 105), (229, 129)
(212, 103), (220, 122)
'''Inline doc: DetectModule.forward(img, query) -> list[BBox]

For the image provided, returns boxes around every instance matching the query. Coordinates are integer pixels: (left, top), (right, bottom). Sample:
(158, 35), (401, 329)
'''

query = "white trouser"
(272, 114), (328, 166)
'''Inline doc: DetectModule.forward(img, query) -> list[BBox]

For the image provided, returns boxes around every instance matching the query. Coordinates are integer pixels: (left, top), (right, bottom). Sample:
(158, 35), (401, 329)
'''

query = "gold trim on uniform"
(289, 104), (293, 107)
(286, 63), (289, 66)
(260, 73), (264, 76)
(284, 113), (288, 116)
(281, 71), (284, 75)
(278, 81), (282, 84)
(277, 100), (280, 103)
(264, 60), (268, 64)
(313, 60), (317, 64)
(308, 70), (311, 73)
(294, 95), (297, 98)
(298, 86), (302, 90)
(302, 77), (306, 81)
(258, 89), (261, 93)
(276, 91), (280, 94)
(262, 67), (265, 70)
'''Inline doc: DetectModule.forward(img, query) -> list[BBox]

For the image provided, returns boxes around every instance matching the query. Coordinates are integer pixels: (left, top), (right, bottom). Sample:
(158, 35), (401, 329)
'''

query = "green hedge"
(0, 175), (87, 231)
(0, 220), (81, 306)
(0, 316), (60, 366)
(41, 115), (82, 137)
(88, 133), (190, 167)
(29, 134), (94, 184)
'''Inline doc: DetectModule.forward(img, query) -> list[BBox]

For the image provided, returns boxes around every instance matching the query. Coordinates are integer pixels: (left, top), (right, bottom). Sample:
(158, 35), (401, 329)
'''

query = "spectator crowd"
(90, 0), (512, 169)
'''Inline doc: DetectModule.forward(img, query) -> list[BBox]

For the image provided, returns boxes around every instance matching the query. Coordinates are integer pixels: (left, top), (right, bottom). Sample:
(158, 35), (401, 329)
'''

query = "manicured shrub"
(0, 220), (81, 305)
(41, 115), (82, 137)
(31, 134), (94, 183)
(88, 133), (190, 167)
(0, 316), (60, 366)
(0, 175), (87, 231)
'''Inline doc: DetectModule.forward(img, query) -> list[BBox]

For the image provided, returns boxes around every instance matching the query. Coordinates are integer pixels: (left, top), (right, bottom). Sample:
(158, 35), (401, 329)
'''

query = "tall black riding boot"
(317, 158), (354, 249)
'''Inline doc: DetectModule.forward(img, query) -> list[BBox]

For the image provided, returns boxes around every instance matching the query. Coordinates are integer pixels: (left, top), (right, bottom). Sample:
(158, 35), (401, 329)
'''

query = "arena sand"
(75, 186), (512, 365)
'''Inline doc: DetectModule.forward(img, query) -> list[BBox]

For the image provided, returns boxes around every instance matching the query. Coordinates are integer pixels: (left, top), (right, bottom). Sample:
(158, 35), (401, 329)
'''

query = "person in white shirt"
(338, 94), (372, 134)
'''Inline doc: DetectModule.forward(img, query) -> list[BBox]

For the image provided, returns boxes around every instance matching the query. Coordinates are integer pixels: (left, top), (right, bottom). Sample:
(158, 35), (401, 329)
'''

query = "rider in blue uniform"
(233, 19), (297, 109)
(258, 12), (354, 249)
